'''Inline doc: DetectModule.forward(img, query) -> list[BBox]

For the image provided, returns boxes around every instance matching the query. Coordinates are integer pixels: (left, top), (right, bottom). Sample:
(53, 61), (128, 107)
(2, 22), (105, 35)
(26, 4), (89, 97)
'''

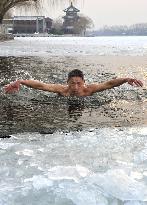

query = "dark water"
(0, 56), (147, 136)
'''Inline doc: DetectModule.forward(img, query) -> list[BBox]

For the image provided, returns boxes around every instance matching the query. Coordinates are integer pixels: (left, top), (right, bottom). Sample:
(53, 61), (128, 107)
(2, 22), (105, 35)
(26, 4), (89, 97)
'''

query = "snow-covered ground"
(0, 36), (147, 57)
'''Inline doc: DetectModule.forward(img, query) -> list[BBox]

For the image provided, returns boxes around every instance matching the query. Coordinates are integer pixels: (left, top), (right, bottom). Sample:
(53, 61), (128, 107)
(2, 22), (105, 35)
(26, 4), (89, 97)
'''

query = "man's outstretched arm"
(89, 78), (143, 94)
(4, 80), (65, 94)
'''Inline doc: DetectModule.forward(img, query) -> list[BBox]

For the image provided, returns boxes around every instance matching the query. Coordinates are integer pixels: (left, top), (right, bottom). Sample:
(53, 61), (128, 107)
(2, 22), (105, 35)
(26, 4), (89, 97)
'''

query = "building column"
(36, 17), (39, 33)
(43, 17), (46, 33)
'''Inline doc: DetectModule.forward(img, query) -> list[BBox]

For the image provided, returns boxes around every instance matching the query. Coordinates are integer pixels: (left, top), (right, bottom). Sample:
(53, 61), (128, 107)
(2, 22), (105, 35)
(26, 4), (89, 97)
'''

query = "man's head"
(67, 69), (84, 82)
(67, 69), (85, 96)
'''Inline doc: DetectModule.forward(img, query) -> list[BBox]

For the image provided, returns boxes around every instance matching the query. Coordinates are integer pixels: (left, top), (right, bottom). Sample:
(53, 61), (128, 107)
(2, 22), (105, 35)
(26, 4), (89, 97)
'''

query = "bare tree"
(73, 14), (94, 35)
(4, 11), (12, 19)
(0, 0), (40, 24)
(52, 17), (63, 30)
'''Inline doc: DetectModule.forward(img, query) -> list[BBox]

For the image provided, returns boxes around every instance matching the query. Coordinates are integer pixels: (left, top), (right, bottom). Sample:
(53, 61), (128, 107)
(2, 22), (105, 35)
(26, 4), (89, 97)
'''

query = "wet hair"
(67, 69), (84, 81)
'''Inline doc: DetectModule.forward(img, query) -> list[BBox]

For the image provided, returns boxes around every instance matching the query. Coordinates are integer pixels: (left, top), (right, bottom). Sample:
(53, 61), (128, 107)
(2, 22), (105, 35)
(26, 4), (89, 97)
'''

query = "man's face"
(67, 77), (85, 96)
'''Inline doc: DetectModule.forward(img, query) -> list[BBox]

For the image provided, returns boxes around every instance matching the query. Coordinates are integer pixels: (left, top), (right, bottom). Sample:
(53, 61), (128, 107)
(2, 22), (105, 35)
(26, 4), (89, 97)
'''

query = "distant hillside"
(88, 23), (147, 36)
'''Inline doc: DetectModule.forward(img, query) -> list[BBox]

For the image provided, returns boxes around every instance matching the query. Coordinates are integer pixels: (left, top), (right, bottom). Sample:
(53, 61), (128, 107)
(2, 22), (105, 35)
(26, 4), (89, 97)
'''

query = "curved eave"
(63, 7), (80, 12)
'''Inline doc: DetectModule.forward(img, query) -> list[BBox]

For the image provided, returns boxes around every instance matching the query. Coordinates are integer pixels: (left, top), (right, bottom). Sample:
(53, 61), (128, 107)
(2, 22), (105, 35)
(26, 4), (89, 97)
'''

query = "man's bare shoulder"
(85, 83), (103, 94)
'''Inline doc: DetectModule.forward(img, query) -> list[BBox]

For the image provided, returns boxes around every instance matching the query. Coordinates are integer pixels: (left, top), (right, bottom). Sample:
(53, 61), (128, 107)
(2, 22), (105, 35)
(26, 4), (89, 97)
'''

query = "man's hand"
(126, 78), (143, 87)
(4, 81), (21, 94)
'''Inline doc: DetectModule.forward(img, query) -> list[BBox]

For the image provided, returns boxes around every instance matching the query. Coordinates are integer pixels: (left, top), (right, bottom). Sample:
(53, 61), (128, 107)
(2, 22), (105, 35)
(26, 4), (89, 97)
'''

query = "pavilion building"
(63, 2), (80, 34)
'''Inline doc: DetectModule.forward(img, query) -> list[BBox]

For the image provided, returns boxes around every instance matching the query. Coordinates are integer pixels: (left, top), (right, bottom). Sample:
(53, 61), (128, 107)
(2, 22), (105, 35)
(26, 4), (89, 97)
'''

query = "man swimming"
(4, 69), (143, 96)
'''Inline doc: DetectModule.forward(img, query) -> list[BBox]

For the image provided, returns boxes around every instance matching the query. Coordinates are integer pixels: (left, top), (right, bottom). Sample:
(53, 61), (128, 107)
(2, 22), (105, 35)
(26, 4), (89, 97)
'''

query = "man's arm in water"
(88, 78), (143, 94)
(4, 80), (65, 94)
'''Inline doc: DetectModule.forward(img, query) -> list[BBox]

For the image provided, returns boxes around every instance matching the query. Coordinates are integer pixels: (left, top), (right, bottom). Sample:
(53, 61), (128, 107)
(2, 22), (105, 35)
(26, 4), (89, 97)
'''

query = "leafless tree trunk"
(0, 0), (38, 23)
(73, 15), (94, 35)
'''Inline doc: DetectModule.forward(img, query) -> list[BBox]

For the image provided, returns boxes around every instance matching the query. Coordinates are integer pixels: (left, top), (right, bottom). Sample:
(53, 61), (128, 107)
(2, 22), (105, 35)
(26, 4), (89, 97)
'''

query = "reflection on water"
(0, 94), (146, 136)
(67, 97), (85, 120)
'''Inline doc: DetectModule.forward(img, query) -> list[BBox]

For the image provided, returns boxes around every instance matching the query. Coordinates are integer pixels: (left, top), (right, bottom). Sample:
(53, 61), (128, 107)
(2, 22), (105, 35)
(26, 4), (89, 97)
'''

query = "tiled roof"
(63, 2), (80, 12)
(13, 16), (45, 20)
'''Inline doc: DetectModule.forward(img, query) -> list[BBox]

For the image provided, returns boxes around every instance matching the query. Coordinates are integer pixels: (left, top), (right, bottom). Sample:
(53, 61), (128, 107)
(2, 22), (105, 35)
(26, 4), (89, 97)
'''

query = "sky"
(14, 0), (147, 29)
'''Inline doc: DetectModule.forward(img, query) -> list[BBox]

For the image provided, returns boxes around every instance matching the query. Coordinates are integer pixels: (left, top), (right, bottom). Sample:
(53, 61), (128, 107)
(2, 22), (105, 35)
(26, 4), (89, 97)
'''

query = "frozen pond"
(0, 36), (147, 204)
(0, 36), (147, 56)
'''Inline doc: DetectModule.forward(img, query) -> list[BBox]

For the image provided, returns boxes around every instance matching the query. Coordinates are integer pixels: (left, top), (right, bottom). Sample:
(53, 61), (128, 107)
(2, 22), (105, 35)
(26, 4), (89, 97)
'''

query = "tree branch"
(1, 0), (38, 20)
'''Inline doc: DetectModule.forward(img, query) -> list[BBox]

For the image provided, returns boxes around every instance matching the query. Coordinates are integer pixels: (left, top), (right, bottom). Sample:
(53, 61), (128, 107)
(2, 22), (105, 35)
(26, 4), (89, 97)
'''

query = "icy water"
(0, 36), (147, 205)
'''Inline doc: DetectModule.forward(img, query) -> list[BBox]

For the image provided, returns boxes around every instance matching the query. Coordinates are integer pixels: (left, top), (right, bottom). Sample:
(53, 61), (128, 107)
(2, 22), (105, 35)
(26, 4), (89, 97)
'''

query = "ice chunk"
(138, 127), (147, 135)
(47, 165), (92, 182)
(134, 149), (147, 164)
(24, 175), (53, 190)
(124, 202), (145, 205)
(58, 181), (108, 205)
(88, 169), (147, 201)
(15, 149), (34, 156)
(0, 142), (18, 149)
